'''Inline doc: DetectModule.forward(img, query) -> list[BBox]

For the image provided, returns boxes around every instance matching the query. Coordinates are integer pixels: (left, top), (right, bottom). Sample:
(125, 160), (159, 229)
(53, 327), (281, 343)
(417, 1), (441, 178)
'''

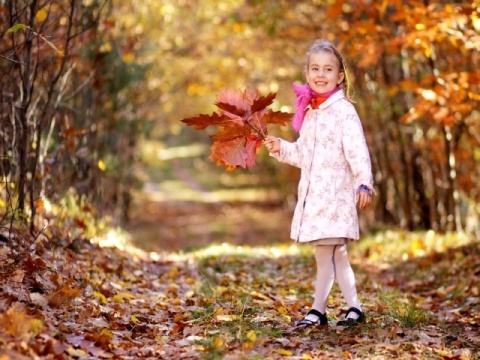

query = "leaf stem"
(245, 117), (266, 139)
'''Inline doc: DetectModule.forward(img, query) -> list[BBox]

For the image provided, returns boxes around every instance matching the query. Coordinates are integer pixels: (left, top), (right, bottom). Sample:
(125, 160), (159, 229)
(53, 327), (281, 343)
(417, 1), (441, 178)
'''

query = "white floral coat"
(273, 90), (373, 243)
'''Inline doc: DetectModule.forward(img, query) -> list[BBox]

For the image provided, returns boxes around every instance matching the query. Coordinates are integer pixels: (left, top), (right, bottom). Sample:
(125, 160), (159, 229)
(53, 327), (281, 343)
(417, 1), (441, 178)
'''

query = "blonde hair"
(305, 40), (355, 102)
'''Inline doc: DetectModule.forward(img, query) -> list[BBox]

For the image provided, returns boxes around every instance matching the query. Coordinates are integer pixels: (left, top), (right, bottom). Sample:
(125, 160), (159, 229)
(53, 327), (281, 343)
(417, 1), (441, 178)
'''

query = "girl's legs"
(307, 244), (361, 322)
(311, 245), (335, 313)
(332, 245), (362, 319)
(303, 245), (335, 323)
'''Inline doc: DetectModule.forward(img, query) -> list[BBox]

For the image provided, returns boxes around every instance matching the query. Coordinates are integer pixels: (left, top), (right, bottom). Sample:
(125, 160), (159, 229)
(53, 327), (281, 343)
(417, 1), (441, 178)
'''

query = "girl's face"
(306, 50), (345, 94)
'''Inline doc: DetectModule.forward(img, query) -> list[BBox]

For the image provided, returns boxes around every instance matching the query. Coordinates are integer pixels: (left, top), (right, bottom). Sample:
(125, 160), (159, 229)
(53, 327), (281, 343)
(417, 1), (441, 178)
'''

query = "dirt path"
(126, 199), (291, 253)
(125, 167), (292, 253)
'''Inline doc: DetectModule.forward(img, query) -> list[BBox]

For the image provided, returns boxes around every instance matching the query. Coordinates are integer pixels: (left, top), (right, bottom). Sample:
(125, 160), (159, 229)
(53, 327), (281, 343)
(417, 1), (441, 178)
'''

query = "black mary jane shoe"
(336, 307), (366, 327)
(296, 309), (328, 327)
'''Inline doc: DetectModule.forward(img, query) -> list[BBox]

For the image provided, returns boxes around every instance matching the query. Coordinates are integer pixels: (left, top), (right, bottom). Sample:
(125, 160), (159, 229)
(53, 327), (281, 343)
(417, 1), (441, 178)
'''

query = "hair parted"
(305, 39), (355, 102)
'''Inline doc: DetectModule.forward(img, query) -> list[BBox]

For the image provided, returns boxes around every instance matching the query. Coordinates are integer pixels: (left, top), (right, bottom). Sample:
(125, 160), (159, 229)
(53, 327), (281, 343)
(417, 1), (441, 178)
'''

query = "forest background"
(0, 0), (480, 236)
(1, 0), (479, 235)
(0, 0), (479, 359)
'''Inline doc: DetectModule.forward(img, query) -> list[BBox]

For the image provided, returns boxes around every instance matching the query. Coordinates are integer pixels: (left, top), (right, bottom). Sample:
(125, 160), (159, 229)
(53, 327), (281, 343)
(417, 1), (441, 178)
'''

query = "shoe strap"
(307, 309), (328, 325)
(345, 307), (363, 318)
(307, 309), (325, 319)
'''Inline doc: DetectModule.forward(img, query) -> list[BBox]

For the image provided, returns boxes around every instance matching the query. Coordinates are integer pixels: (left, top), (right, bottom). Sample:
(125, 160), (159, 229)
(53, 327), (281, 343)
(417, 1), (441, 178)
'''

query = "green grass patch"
(376, 289), (430, 328)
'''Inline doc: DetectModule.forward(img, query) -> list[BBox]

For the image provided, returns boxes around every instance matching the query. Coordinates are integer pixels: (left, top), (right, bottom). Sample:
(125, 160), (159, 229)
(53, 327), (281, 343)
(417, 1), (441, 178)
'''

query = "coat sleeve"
(341, 107), (374, 192)
(269, 109), (313, 168)
(276, 138), (301, 168)
(269, 129), (308, 168)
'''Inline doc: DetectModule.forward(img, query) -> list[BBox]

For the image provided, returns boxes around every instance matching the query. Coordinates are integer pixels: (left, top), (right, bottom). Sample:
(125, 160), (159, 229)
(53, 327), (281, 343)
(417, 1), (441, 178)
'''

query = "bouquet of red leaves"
(181, 86), (291, 170)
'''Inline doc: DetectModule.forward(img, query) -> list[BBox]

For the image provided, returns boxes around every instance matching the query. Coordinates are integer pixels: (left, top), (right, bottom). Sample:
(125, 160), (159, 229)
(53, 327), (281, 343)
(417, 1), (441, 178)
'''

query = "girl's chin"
(312, 86), (334, 93)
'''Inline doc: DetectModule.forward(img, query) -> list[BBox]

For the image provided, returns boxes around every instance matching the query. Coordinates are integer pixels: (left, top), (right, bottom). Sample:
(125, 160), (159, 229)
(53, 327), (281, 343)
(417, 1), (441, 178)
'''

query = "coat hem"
(294, 237), (357, 246)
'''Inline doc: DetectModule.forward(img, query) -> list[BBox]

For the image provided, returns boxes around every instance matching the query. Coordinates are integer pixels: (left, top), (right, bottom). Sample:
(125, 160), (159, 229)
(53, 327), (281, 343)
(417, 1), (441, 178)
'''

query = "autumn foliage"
(181, 87), (290, 170)
(1, 0), (478, 233)
(1, 0), (480, 358)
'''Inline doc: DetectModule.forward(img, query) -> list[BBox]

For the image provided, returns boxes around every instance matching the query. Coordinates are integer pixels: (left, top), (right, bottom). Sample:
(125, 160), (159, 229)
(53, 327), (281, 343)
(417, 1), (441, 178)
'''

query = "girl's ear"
(337, 71), (345, 85)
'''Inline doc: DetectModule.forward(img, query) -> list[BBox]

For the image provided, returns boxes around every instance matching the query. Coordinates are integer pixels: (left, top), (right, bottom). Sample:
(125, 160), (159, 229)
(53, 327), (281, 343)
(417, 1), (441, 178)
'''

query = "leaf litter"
(0, 228), (479, 359)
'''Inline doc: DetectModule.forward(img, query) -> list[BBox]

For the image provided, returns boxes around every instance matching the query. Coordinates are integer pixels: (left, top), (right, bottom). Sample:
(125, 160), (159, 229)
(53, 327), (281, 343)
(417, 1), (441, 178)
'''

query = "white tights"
(311, 245), (361, 317)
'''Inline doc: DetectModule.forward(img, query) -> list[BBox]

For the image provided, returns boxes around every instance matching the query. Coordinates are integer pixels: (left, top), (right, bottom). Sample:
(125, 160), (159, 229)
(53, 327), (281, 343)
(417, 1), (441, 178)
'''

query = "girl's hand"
(263, 136), (280, 155)
(356, 191), (372, 209)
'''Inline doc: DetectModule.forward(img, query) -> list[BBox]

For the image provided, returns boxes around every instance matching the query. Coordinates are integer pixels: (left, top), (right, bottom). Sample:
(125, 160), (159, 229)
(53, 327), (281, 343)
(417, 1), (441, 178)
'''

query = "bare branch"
(0, 54), (26, 65)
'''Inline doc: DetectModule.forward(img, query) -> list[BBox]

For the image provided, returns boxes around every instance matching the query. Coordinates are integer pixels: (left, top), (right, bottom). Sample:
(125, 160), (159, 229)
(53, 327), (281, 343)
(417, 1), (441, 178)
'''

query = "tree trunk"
(380, 54), (415, 230)
(29, 0), (76, 230)
(15, 0), (38, 214)
(442, 125), (461, 231)
(420, 126), (439, 231)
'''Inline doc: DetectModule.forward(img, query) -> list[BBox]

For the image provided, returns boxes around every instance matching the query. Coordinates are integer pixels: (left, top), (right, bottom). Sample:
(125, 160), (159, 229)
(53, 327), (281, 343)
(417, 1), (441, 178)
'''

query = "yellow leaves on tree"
(35, 9), (48, 23)
(0, 303), (43, 341)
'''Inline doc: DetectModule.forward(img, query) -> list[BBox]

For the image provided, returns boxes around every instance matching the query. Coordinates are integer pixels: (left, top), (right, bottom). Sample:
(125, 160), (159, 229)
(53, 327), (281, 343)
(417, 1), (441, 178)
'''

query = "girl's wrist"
(357, 185), (373, 196)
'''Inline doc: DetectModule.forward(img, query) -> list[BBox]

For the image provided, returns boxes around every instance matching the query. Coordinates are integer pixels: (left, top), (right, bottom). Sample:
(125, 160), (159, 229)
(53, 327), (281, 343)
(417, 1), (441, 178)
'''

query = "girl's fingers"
(357, 193), (372, 209)
(264, 137), (279, 153)
(363, 195), (372, 209)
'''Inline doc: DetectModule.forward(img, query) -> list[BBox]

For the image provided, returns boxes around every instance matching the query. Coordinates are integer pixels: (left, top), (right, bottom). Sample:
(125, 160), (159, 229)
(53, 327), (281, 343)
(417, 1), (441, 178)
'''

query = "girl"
(264, 39), (374, 327)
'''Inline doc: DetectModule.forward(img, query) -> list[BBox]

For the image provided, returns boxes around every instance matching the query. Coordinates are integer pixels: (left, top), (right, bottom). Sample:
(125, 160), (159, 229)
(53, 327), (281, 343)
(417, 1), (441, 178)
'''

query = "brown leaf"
(10, 269), (25, 283)
(210, 123), (249, 143)
(0, 303), (40, 341)
(209, 137), (249, 168)
(23, 256), (47, 273)
(262, 110), (291, 126)
(250, 92), (275, 113)
(215, 101), (247, 117)
(48, 285), (81, 307)
(181, 112), (228, 130)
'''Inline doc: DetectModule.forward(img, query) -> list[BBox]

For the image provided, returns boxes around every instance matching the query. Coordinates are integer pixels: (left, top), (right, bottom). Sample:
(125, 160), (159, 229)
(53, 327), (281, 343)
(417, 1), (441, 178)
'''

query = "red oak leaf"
(209, 137), (247, 170)
(180, 112), (228, 130)
(181, 86), (291, 169)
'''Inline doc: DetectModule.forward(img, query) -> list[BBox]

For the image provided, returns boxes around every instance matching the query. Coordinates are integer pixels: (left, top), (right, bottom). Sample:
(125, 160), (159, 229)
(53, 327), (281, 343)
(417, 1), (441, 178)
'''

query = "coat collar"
(306, 89), (346, 110)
